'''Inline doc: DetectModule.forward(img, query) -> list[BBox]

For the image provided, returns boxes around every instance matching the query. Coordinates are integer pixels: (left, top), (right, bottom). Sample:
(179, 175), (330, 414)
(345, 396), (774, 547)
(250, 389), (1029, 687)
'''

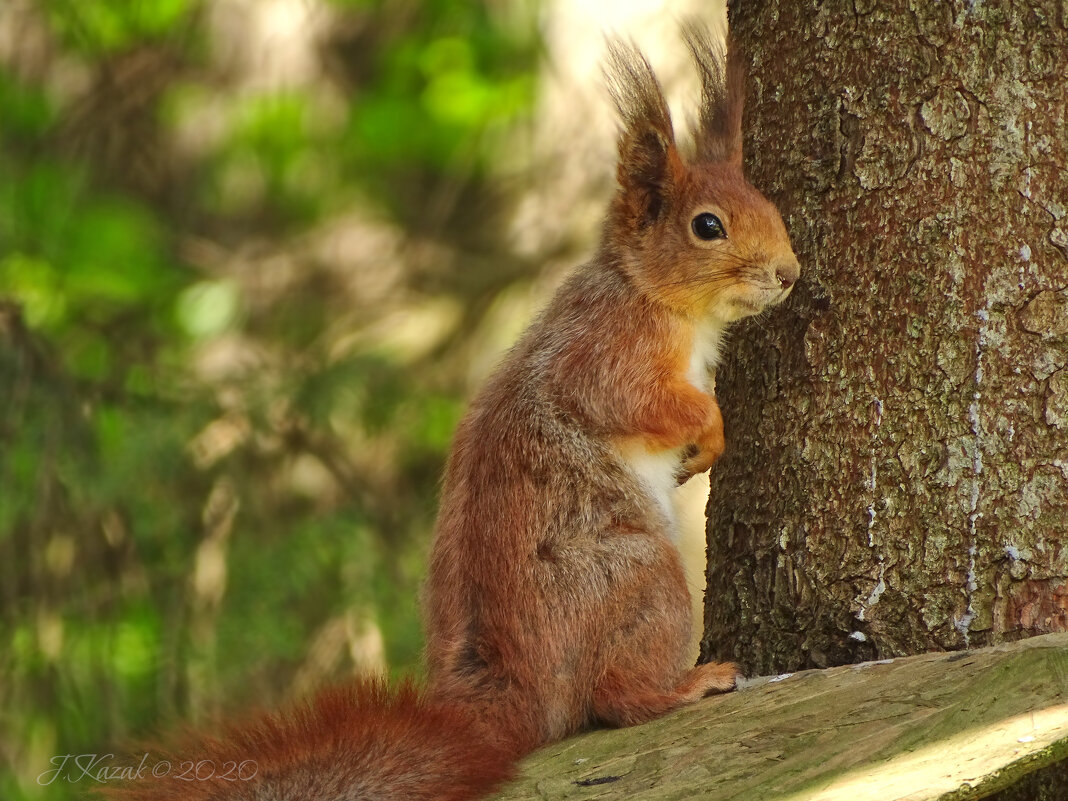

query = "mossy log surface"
(492, 633), (1068, 801)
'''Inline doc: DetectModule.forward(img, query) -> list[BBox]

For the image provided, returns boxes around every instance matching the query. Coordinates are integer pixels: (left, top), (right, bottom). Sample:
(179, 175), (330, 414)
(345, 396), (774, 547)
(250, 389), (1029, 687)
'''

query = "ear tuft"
(603, 39), (674, 145)
(682, 21), (744, 167)
(603, 39), (677, 229)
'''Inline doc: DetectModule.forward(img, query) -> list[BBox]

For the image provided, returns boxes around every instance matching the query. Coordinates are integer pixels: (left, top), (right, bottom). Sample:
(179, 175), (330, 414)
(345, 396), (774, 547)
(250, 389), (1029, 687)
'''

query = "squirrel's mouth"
(762, 277), (798, 307)
(729, 281), (794, 318)
(737, 297), (766, 313)
(723, 295), (768, 320)
(774, 283), (796, 304)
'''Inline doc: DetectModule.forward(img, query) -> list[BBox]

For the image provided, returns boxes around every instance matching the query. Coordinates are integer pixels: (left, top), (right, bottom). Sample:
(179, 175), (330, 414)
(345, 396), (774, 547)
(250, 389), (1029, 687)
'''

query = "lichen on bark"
(703, 0), (1068, 675)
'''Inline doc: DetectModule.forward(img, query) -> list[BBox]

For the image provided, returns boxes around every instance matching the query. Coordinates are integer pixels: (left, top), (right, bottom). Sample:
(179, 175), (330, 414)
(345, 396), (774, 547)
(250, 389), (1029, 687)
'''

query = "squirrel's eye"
(691, 213), (726, 241)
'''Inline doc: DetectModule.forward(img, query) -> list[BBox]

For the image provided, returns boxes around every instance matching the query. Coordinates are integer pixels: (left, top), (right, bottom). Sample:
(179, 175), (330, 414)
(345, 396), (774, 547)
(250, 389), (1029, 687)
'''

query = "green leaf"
(176, 280), (242, 340)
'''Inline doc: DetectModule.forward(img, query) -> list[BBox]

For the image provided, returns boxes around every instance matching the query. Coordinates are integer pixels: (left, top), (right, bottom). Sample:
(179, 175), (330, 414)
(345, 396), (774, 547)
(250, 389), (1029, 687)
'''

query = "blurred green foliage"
(0, 0), (540, 798)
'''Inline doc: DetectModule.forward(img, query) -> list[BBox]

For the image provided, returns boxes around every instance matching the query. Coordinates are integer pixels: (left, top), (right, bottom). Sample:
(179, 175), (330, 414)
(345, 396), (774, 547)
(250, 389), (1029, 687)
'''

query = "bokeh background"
(0, 0), (719, 797)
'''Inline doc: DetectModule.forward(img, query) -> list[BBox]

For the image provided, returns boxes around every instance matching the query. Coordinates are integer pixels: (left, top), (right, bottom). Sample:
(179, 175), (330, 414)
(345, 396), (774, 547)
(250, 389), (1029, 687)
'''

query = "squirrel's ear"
(683, 22), (743, 168)
(604, 39), (680, 229)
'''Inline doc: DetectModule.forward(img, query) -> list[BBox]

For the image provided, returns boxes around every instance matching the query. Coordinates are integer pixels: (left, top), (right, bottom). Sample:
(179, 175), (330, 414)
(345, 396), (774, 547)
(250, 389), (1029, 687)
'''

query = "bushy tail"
(102, 680), (518, 801)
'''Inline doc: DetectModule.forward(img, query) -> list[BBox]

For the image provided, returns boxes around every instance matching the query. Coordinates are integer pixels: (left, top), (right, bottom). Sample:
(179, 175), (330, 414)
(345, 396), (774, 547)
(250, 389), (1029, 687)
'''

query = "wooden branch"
(492, 633), (1068, 801)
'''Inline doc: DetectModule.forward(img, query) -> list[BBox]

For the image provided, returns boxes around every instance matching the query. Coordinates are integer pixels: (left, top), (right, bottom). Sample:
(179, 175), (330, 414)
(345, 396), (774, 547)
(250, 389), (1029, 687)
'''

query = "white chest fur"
(617, 321), (726, 539)
(618, 444), (686, 535)
(686, 321), (725, 395)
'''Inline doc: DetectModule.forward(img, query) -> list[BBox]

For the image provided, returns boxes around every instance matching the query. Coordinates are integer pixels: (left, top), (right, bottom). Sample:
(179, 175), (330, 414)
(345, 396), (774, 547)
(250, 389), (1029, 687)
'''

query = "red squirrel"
(107, 25), (799, 801)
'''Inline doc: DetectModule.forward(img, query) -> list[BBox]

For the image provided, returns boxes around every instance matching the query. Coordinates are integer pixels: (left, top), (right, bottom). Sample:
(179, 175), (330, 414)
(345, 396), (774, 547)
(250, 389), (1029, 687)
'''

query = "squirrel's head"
(603, 25), (800, 323)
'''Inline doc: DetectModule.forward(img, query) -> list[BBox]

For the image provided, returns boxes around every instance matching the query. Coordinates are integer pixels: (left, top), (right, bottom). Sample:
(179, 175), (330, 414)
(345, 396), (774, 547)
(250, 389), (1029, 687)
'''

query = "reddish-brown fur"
(104, 28), (799, 801)
(106, 681), (515, 801)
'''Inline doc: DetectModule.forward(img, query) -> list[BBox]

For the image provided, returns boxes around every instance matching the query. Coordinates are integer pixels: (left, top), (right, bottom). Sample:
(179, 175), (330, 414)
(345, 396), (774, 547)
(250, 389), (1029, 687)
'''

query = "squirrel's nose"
(775, 259), (800, 290)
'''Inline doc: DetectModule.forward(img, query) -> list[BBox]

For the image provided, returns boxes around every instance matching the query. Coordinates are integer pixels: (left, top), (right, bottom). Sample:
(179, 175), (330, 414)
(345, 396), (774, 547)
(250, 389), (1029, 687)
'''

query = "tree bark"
(703, 0), (1068, 675)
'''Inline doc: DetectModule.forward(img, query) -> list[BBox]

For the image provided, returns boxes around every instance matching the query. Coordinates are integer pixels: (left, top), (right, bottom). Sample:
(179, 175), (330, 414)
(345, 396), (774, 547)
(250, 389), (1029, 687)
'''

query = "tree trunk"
(703, 0), (1068, 675)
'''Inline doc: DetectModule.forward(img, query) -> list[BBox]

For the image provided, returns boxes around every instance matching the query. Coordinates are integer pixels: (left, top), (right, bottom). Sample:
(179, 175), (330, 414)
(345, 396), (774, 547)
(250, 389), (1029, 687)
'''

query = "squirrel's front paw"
(676, 437), (724, 484)
(676, 444), (703, 484)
